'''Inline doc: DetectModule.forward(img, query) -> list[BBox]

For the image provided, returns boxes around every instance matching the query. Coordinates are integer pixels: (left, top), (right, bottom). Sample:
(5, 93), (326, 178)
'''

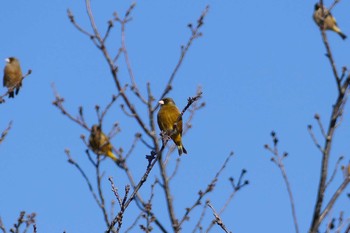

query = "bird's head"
(314, 2), (320, 10)
(159, 97), (175, 106)
(91, 124), (101, 135)
(5, 57), (19, 64)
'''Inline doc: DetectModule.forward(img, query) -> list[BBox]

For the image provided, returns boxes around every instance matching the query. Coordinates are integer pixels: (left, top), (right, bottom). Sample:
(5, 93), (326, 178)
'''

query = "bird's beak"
(159, 100), (164, 105)
(5, 58), (10, 63)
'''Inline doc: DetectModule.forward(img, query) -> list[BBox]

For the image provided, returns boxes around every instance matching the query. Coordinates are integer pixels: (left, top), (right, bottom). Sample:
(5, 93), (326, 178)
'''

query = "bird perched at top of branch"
(313, 3), (347, 40)
(157, 97), (187, 155)
(89, 124), (118, 162)
(3, 57), (23, 98)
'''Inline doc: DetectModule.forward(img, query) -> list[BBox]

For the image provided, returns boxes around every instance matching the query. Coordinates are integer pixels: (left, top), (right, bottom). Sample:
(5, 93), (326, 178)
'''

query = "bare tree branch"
(207, 202), (231, 233)
(265, 132), (299, 233)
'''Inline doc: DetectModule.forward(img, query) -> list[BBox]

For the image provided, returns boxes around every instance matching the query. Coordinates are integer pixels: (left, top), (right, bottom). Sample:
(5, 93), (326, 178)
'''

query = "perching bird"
(313, 3), (347, 40)
(89, 124), (118, 161)
(3, 57), (23, 98)
(157, 97), (187, 155)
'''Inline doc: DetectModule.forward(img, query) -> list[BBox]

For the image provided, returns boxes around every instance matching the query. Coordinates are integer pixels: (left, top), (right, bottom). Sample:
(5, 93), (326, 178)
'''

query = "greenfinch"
(3, 57), (23, 98)
(313, 3), (347, 40)
(89, 124), (118, 161)
(157, 97), (187, 155)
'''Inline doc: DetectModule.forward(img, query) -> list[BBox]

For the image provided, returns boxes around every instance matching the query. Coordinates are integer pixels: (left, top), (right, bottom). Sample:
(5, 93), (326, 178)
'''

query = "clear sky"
(0, 0), (350, 232)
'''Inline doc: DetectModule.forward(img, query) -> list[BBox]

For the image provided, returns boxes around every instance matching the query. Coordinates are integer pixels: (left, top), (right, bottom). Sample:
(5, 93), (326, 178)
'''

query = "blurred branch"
(124, 213), (143, 233)
(310, 1), (350, 229)
(114, 3), (147, 104)
(155, 5), (210, 110)
(192, 200), (208, 233)
(207, 202), (231, 233)
(0, 121), (12, 146)
(317, 176), (350, 230)
(52, 84), (90, 131)
(0, 69), (32, 104)
(205, 170), (248, 232)
(325, 156), (344, 188)
(265, 131), (299, 233)
(178, 152), (234, 230)
(5, 211), (36, 233)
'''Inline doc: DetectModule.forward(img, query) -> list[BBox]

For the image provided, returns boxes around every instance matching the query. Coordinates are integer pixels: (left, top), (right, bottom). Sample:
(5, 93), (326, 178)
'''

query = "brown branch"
(326, 156), (344, 188)
(265, 132), (299, 233)
(65, 149), (105, 213)
(52, 84), (90, 131)
(192, 200), (208, 233)
(154, 6), (210, 111)
(310, 79), (350, 232)
(118, 156), (168, 233)
(0, 217), (6, 233)
(0, 69), (32, 104)
(315, 177), (350, 230)
(317, 0), (342, 93)
(205, 170), (248, 232)
(315, 114), (327, 138)
(96, 158), (111, 229)
(0, 121), (12, 146)
(308, 124), (323, 153)
(106, 94), (200, 232)
(124, 213), (143, 233)
(207, 202), (231, 233)
(178, 152), (234, 230)
(116, 3), (147, 104)
(9, 211), (36, 233)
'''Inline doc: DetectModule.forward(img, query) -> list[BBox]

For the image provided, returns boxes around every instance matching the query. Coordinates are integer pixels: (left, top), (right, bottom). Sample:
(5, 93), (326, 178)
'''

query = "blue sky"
(1, 0), (350, 232)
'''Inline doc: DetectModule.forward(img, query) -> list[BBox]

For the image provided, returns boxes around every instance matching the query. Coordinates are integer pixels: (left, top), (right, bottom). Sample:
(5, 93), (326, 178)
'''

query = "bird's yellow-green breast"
(3, 57), (23, 98)
(157, 98), (187, 155)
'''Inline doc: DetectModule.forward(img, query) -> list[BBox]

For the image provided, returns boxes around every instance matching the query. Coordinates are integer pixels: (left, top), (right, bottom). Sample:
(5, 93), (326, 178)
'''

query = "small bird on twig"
(3, 57), (23, 98)
(313, 3), (347, 40)
(157, 97), (187, 155)
(89, 124), (118, 161)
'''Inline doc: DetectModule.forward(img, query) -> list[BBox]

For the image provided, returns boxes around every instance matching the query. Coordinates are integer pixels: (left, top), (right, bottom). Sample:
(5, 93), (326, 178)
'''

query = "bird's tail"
(107, 150), (118, 162)
(338, 31), (347, 40)
(332, 25), (347, 40)
(8, 91), (14, 98)
(177, 144), (187, 156)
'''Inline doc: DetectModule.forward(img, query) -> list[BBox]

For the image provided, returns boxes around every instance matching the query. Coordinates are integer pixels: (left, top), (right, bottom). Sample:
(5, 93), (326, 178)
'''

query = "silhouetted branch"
(205, 170), (248, 232)
(155, 5), (210, 110)
(52, 84), (90, 131)
(310, 1), (350, 229)
(178, 152), (234, 230)
(265, 131), (299, 233)
(5, 211), (36, 233)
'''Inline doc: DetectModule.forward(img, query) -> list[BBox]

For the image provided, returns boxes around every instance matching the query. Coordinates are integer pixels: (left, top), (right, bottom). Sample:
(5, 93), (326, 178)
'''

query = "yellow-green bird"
(89, 124), (118, 161)
(313, 3), (347, 40)
(157, 97), (187, 155)
(3, 57), (23, 98)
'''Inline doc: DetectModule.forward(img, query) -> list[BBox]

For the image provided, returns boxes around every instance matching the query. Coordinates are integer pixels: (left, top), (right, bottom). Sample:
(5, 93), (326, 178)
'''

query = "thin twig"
(325, 156), (344, 188)
(0, 69), (32, 103)
(65, 149), (102, 209)
(265, 132), (299, 233)
(0, 121), (13, 145)
(178, 152), (234, 229)
(154, 6), (209, 111)
(207, 202), (231, 233)
(315, 177), (350, 230)
(52, 84), (90, 131)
